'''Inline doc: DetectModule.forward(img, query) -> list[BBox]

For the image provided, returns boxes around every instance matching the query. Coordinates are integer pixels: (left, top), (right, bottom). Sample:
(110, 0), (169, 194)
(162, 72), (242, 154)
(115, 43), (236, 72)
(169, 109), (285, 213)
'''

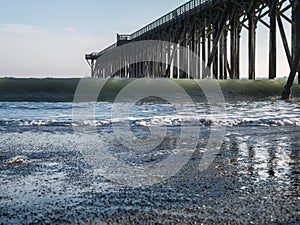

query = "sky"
(0, 0), (187, 77)
(0, 0), (292, 78)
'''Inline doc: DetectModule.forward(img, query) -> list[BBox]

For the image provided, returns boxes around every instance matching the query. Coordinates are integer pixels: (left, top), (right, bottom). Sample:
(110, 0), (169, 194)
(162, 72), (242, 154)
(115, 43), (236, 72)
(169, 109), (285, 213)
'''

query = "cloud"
(66, 27), (77, 32)
(0, 24), (44, 36)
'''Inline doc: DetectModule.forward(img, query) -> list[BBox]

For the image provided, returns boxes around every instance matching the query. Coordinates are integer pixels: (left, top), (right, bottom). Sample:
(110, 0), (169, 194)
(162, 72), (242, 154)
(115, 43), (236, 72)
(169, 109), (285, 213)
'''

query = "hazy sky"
(0, 0), (186, 77)
(0, 0), (292, 78)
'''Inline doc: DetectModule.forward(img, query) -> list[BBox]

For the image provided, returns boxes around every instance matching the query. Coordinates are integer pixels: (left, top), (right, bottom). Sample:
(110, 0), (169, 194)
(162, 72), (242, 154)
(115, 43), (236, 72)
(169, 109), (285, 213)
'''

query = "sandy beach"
(0, 126), (299, 224)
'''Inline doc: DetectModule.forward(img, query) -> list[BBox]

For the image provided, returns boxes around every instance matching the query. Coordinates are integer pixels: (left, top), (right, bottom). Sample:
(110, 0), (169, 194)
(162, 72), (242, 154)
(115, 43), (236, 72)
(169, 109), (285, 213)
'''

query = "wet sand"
(0, 126), (299, 224)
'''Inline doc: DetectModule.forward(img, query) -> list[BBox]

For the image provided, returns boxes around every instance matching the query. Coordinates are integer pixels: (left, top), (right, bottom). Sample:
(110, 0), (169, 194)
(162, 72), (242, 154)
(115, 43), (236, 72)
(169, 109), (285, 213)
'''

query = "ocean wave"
(1, 117), (300, 128)
(1, 77), (299, 102)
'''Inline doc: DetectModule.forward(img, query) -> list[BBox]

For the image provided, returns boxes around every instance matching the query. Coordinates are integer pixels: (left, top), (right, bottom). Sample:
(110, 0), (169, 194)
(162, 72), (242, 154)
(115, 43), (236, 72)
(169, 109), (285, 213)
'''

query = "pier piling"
(282, 0), (300, 99)
(86, 0), (298, 98)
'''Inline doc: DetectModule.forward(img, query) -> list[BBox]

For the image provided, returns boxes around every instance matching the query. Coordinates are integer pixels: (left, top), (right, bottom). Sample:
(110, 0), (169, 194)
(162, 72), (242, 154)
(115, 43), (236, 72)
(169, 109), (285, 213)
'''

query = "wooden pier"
(85, 0), (300, 99)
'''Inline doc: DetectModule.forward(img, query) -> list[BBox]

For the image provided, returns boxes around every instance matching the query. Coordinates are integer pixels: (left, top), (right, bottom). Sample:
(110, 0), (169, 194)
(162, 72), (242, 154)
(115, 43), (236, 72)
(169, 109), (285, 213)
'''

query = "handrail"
(131, 0), (213, 40)
(86, 43), (117, 59)
(117, 34), (131, 41)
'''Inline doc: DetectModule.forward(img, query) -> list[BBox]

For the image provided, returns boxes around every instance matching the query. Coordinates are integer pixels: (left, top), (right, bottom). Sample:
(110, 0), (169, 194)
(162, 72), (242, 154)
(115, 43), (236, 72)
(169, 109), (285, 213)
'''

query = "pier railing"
(131, 0), (219, 40)
(90, 0), (217, 57)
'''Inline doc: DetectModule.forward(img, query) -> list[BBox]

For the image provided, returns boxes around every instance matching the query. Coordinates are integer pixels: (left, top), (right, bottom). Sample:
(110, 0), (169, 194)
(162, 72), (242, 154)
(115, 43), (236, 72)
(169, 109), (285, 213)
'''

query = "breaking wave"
(1, 77), (299, 102)
(1, 116), (300, 128)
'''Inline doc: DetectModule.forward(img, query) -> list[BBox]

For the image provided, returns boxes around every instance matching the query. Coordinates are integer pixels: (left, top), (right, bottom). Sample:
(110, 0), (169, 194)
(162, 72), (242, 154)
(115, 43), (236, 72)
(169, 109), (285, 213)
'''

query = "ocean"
(0, 78), (299, 224)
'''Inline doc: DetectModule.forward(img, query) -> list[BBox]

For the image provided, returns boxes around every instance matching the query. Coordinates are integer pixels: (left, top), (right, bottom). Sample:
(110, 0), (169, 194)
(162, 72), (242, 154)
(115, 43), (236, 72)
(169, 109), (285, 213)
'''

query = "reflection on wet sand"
(289, 143), (300, 198)
(227, 128), (300, 197)
(248, 145), (255, 176)
(0, 126), (299, 224)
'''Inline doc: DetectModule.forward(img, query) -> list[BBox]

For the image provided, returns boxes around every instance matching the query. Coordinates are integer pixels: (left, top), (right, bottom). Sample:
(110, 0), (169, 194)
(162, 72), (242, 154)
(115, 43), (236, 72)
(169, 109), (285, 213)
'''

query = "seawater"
(0, 78), (299, 223)
(1, 100), (300, 128)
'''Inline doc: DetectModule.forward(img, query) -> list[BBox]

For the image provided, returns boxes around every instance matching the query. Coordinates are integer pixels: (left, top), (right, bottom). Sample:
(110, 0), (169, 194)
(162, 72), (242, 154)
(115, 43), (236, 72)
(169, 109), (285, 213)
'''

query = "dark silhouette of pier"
(85, 0), (300, 99)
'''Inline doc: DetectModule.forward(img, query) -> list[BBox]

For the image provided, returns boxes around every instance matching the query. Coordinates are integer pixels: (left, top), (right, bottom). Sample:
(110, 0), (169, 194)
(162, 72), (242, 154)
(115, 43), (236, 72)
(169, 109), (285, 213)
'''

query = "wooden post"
(230, 12), (237, 79)
(166, 28), (178, 78)
(219, 32), (224, 79)
(277, 16), (292, 67)
(202, 25), (206, 78)
(206, 4), (232, 79)
(292, 1), (296, 69)
(224, 30), (228, 79)
(90, 60), (95, 78)
(151, 48), (155, 78)
(282, 0), (300, 99)
(142, 48), (146, 77)
(161, 40), (165, 77)
(207, 28), (211, 78)
(236, 26), (240, 79)
(230, 10), (241, 79)
(213, 22), (219, 79)
(135, 52), (138, 77)
(191, 29), (196, 79)
(197, 28), (201, 79)
(248, 9), (256, 80)
(166, 35), (171, 78)
(177, 43), (180, 79)
(139, 52), (142, 77)
(293, 1), (300, 84)
(125, 54), (128, 77)
(183, 31), (188, 78)
(269, 0), (277, 79)
(186, 34), (190, 79)
(193, 26), (198, 79)
(156, 41), (160, 78)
